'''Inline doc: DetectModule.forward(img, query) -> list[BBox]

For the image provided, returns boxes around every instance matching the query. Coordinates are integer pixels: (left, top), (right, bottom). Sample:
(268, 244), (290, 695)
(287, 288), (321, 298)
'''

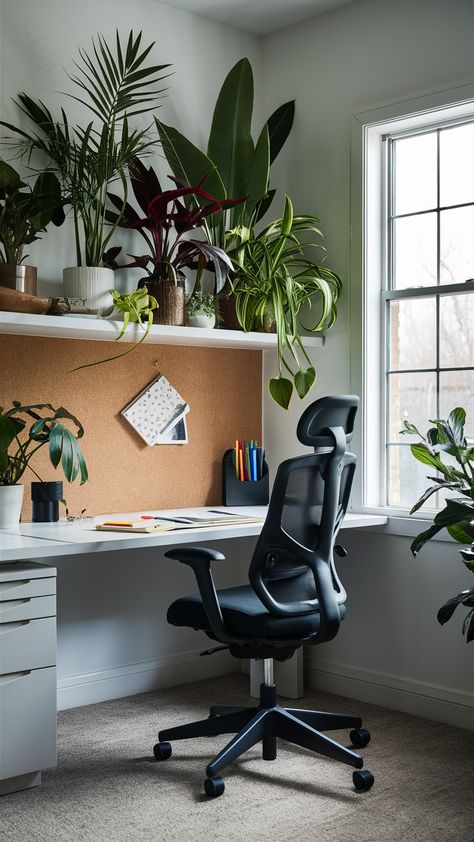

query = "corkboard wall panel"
(0, 335), (262, 520)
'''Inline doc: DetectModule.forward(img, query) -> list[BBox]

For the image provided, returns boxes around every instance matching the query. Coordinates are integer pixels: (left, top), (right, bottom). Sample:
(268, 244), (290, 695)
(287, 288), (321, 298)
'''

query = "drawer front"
(0, 617), (56, 675)
(0, 666), (57, 780)
(0, 595), (56, 623)
(0, 577), (56, 602)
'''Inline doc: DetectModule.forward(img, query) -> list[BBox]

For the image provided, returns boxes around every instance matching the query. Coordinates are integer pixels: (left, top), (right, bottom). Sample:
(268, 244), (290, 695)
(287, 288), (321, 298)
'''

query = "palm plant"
(231, 196), (341, 409)
(1, 31), (170, 267)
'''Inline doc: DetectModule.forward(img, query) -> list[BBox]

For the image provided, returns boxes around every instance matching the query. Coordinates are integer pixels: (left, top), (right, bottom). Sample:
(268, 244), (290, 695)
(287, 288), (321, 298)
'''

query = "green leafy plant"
(156, 57), (294, 254)
(0, 160), (63, 264)
(402, 407), (474, 641)
(71, 286), (158, 371)
(231, 196), (341, 409)
(0, 402), (88, 486)
(1, 31), (170, 267)
(186, 290), (217, 319)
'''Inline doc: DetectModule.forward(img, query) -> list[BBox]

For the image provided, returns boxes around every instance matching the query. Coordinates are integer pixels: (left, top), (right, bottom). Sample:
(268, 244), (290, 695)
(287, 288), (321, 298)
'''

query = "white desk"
(0, 507), (387, 563)
(0, 506), (387, 702)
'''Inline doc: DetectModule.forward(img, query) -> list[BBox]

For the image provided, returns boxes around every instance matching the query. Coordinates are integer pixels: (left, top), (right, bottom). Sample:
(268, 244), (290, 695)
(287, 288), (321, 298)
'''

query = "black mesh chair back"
(248, 395), (359, 632)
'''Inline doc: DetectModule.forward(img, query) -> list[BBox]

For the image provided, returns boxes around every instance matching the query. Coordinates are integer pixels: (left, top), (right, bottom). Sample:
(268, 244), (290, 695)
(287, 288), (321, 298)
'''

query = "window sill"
(349, 507), (458, 543)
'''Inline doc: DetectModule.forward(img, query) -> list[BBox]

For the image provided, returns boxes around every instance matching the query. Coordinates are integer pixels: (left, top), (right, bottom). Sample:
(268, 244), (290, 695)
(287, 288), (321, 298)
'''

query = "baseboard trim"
(305, 656), (474, 730)
(57, 650), (237, 710)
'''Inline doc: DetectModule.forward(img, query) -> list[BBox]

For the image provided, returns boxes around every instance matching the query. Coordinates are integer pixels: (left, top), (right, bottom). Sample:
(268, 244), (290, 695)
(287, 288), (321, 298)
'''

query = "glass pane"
(394, 133), (437, 216)
(394, 213), (437, 289)
(439, 370), (474, 438)
(440, 206), (474, 284)
(389, 297), (436, 370)
(388, 372), (437, 442)
(439, 293), (474, 367)
(387, 445), (436, 509)
(440, 123), (474, 207)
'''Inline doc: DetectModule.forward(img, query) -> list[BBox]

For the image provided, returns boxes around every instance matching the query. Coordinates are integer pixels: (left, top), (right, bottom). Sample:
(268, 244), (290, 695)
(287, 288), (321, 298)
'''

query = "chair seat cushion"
(167, 585), (346, 640)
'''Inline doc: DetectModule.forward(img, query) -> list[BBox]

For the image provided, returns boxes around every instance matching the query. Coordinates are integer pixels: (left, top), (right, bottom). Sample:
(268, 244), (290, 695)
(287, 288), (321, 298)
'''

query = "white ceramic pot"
(0, 484), (24, 527)
(63, 267), (114, 316)
(186, 313), (216, 329)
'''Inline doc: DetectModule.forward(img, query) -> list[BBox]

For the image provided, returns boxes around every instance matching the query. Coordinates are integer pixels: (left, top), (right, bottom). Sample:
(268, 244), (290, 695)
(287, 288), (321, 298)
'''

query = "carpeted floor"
(1, 674), (473, 842)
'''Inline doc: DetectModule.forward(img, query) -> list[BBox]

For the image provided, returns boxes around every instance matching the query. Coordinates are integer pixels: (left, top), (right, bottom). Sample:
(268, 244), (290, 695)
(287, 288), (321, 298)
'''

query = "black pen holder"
(222, 449), (269, 506)
(31, 481), (63, 523)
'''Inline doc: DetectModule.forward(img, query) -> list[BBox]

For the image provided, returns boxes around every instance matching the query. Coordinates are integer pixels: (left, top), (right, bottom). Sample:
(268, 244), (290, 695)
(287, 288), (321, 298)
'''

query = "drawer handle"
(0, 620), (31, 634)
(0, 671), (31, 685)
(0, 579), (31, 592)
(0, 598), (31, 610)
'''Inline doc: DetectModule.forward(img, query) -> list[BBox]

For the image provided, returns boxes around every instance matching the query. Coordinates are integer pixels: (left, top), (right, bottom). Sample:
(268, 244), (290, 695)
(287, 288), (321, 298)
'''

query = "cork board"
(0, 335), (262, 521)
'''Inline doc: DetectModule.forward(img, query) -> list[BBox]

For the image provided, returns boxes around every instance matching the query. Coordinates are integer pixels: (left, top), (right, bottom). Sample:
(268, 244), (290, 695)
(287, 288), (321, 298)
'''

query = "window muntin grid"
(384, 120), (474, 510)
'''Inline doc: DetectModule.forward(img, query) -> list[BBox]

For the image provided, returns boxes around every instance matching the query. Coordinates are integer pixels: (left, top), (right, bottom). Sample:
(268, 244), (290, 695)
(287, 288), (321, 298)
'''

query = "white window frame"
(349, 82), (474, 534)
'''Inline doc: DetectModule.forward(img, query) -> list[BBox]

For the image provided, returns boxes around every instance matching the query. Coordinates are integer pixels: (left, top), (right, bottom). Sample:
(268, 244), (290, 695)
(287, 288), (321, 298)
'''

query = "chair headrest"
(297, 395), (359, 450)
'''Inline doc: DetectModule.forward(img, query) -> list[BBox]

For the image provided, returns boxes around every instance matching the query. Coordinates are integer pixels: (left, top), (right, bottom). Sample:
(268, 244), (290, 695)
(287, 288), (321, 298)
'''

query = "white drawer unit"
(0, 562), (57, 796)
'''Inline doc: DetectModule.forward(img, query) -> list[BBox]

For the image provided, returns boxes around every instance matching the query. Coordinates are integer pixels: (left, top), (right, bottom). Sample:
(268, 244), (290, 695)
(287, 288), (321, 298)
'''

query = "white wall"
(0, 0), (261, 708)
(0, 0), (262, 295)
(261, 0), (474, 727)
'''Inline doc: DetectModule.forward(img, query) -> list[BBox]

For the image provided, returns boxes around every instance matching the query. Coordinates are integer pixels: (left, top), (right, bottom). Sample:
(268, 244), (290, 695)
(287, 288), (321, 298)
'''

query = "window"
(385, 121), (474, 509)
(352, 90), (474, 515)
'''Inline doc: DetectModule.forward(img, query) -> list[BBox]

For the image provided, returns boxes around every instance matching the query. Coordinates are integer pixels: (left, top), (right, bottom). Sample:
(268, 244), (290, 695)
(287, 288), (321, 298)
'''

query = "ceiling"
(159, 0), (359, 35)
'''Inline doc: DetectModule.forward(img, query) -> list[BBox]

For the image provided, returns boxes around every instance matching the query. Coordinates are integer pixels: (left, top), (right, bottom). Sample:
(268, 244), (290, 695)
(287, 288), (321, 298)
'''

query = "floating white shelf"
(0, 312), (325, 351)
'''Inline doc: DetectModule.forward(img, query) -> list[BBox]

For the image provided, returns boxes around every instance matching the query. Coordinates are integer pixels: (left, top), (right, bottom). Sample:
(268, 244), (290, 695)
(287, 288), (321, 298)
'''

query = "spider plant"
(0, 31), (171, 267)
(231, 196), (341, 409)
(70, 286), (158, 372)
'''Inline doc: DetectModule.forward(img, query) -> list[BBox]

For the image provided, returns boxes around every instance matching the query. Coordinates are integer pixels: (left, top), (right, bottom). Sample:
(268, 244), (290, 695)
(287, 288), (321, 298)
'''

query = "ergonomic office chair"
(154, 395), (373, 798)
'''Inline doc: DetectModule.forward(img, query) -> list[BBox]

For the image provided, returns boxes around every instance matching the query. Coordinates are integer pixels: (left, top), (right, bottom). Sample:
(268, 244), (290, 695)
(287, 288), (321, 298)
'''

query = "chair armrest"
(164, 546), (233, 644)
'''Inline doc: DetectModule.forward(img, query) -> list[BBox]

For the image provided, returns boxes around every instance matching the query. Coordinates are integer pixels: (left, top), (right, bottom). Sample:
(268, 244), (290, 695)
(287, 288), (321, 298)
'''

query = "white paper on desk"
(121, 374), (189, 446)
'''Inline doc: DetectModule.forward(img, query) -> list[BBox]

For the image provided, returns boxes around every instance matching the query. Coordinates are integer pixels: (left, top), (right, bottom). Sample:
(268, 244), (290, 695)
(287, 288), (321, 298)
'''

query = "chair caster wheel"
(153, 741), (172, 761)
(350, 728), (371, 748)
(353, 769), (374, 792)
(204, 776), (225, 798)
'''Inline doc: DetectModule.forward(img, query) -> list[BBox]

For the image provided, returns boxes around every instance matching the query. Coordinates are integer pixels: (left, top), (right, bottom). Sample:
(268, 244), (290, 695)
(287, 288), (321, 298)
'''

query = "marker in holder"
(222, 449), (269, 506)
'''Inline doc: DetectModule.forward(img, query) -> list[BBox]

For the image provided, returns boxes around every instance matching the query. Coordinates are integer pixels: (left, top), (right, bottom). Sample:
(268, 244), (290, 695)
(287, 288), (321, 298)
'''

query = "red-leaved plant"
(103, 158), (240, 292)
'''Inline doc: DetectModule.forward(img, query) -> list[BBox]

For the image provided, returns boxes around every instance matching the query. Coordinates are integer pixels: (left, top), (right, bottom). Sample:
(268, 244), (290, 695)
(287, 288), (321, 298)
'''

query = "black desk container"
(31, 481), (63, 522)
(222, 449), (269, 506)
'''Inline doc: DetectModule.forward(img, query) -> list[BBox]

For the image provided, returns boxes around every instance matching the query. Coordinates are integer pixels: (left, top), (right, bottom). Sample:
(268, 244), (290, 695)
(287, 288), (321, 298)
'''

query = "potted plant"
(0, 401), (88, 527)
(0, 160), (63, 297)
(186, 289), (217, 329)
(70, 285), (158, 371)
(155, 57), (295, 325)
(402, 407), (474, 642)
(230, 195), (341, 409)
(1, 30), (170, 314)
(103, 157), (236, 325)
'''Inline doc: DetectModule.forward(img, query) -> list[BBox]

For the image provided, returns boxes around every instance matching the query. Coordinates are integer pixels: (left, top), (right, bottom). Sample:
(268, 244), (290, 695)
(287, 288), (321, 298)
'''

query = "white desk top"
(0, 506), (387, 563)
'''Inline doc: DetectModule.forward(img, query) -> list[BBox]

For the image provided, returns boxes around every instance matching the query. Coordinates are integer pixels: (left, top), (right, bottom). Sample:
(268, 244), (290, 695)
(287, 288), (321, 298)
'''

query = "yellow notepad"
(96, 520), (176, 533)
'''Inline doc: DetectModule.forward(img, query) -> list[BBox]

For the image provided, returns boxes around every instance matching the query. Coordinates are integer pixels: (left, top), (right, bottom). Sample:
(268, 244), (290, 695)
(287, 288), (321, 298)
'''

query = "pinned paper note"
(121, 374), (189, 446)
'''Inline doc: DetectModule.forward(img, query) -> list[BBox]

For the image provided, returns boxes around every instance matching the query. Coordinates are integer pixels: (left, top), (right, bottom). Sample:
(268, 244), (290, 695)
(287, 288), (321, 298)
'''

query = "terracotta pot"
(139, 275), (185, 326)
(0, 264), (37, 295)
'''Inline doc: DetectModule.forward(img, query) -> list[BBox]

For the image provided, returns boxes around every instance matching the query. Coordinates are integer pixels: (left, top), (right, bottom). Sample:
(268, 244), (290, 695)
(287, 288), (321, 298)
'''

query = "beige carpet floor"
(0, 674), (473, 842)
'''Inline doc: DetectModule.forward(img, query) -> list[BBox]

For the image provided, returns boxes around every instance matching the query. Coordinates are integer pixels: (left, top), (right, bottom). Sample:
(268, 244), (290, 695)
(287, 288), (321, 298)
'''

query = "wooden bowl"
(0, 285), (52, 315)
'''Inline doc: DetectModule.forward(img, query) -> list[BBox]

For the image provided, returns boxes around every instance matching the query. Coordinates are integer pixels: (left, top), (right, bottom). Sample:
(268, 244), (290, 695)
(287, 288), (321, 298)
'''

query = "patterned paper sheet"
(121, 374), (189, 446)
